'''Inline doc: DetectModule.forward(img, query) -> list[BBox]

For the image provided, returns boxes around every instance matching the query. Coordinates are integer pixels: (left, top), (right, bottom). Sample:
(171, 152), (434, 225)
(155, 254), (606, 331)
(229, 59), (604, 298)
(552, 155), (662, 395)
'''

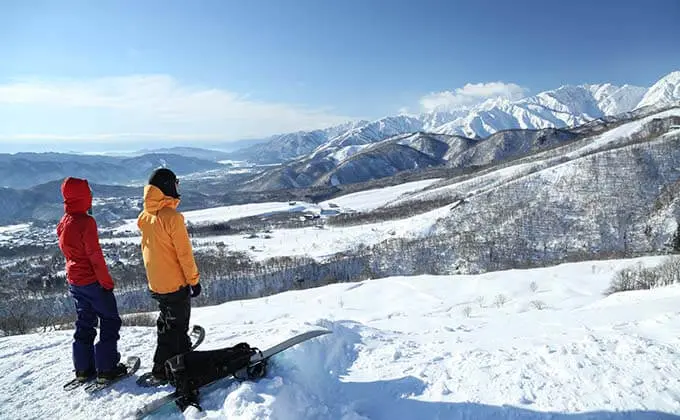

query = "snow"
(397, 107), (680, 207)
(113, 178), (441, 236)
(319, 179), (441, 212)
(109, 204), (451, 261)
(113, 202), (321, 234)
(109, 179), (446, 261)
(431, 82), (653, 139)
(0, 223), (30, 241)
(0, 223), (30, 235)
(636, 71), (680, 110)
(566, 108), (680, 157)
(588, 84), (648, 115)
(327, 145), (371, 163)
(227, 71), (678, 166)
(3, 256), (680, 419)
(396, 162), (537, 206)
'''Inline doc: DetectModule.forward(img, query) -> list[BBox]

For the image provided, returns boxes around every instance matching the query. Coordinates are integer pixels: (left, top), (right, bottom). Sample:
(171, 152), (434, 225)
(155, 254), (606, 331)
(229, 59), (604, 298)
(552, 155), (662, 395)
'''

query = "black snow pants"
(151, 286), (192, 372)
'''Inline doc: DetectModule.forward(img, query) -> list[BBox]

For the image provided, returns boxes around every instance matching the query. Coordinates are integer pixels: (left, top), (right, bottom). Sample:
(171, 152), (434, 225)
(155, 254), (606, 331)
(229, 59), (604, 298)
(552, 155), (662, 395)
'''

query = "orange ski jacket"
(137, 185), (200, 294)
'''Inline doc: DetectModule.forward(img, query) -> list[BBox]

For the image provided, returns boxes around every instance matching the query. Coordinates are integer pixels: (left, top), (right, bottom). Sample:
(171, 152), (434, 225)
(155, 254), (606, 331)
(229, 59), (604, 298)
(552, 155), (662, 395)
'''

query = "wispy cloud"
(0, 75), (355, 142)
(419, 81), (528, 112)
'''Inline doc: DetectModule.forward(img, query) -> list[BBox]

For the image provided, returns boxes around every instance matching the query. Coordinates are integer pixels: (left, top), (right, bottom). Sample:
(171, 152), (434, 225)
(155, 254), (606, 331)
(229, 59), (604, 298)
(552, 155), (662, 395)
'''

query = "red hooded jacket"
(56, 177), (114, 290)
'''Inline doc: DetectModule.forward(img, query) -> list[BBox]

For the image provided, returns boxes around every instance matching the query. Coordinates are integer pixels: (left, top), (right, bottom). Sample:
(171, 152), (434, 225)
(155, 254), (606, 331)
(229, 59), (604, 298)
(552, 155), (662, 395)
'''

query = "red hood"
(61, 177), (92, 214)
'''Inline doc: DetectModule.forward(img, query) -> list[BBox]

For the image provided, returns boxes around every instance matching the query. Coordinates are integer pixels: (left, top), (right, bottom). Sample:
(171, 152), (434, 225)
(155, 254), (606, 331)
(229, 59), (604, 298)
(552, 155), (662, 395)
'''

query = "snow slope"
(395, 107), (680, 206)
(109, 179), (445, 261)
(113, 202), (321, 234)
(109, 203), (451, 262)
(566, 108), (680, 157)
(2, 257), (680, 419)
(319, 179), (441, 212)
(637, 71), (680, 110)
(113, 179), (440, 235)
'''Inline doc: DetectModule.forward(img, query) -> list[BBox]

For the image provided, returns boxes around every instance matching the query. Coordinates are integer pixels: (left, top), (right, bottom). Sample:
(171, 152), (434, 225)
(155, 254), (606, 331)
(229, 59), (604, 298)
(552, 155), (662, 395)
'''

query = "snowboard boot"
(97, 363), (128, 383)
(149, 363), (169, 385)
(134, 364), (169, 388)
(75, 368), (96, 382)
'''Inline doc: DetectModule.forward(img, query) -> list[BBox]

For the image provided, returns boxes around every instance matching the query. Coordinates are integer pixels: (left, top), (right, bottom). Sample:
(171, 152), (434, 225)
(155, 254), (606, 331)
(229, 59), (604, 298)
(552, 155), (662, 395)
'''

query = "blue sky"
(1, 0), (679, 149)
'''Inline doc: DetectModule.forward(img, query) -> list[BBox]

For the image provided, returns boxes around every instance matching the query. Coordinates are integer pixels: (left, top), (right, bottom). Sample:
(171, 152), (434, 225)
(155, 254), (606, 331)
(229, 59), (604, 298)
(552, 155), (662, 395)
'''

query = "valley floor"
(2, 256), (680, 419)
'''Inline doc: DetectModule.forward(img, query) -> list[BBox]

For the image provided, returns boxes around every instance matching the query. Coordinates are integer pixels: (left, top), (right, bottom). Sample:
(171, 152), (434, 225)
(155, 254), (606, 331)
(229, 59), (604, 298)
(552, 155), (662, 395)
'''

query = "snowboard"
(133, 329), (332, 419)
(63, 355), (141, 392)
(136, 325), (206, 387)
(76, 356), (142, 394)
(63, 375), (93, 392)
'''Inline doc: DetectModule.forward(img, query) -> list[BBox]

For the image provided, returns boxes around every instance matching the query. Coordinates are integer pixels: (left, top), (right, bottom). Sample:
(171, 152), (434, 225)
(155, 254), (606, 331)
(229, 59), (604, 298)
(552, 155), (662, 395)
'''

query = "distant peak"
(657, 70), (680, 83)
(636, 70), (680, 110)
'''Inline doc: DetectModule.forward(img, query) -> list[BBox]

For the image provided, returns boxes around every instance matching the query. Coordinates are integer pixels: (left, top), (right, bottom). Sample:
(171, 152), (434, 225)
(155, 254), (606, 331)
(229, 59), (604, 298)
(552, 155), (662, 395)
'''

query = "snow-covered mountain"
(239, 126), (578, 191)
(637, 71), (680, 110)
(589, 83), (649, 115)
(319, 115), (425, 150)
(155, 107), (680, 268)
(432, 84), (649, 138)
(228, 120), (370, 164)
(386, 108), (680, 274)
(231, 70), (680, 164)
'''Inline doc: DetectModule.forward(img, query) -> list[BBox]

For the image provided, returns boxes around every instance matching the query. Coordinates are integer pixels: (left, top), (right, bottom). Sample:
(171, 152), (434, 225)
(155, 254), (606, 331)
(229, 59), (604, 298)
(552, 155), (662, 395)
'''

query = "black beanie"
(148, 168), (180, 198)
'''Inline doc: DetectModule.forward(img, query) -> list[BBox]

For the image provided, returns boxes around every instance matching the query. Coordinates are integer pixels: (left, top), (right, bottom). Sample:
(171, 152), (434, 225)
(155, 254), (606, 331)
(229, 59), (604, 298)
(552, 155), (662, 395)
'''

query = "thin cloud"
(0, 75), (355, 142)
(419, 81), (528, 112)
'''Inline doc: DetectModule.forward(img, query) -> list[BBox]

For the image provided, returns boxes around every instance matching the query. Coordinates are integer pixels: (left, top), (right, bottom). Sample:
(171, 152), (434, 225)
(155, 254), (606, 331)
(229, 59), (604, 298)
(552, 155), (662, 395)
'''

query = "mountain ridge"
(232, 71), (680, 164)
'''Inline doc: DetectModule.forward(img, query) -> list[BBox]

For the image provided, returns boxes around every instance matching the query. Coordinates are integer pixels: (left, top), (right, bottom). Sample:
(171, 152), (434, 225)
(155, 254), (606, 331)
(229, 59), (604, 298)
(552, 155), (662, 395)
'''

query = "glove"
(190, 283), (201, 298)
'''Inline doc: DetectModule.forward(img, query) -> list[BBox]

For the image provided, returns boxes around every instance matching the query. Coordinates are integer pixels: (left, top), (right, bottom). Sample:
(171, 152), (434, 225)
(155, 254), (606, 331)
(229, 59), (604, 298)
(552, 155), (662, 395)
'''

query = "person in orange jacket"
(137, 168), (201, 383)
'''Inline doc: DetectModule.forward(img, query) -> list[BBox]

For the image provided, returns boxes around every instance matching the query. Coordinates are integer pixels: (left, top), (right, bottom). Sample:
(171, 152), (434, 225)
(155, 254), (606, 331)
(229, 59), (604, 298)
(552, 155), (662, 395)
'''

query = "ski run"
(1, 256), (680, 419)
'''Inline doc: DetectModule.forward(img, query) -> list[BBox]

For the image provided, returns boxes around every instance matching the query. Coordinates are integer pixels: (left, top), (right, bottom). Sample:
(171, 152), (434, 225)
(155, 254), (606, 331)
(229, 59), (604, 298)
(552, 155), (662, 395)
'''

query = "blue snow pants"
(69, 282), (122, 373)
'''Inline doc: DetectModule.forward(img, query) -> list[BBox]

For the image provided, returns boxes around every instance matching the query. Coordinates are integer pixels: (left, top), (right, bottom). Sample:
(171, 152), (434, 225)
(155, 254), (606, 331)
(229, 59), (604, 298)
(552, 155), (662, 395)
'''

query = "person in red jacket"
(57, 177), (127, 383)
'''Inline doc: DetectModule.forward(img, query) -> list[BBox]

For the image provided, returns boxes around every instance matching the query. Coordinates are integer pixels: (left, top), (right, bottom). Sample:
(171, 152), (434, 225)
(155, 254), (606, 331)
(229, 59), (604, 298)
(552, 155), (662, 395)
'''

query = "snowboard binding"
(247, 360), (267, 379)
(234, 347), (267, 381)
(175, 388), (201, 412)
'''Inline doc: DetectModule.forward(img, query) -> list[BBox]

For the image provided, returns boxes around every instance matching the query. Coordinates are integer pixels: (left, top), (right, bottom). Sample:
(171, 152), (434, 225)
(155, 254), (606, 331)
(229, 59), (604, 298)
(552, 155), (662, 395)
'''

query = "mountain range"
(227, 71), (680, 191)
(0, 71), (679, 224)
(232, 71), (680, 165)
(0, 152), (224, 189)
